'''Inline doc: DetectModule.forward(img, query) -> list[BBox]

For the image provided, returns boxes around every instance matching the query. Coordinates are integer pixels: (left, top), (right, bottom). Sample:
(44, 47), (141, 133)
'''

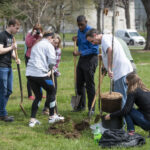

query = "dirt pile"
(47, 117), (90, 139)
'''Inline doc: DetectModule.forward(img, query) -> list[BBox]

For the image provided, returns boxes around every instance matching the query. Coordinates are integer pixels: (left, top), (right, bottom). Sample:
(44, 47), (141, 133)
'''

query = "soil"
(47, 117), (90, 139)
(101, 92), (122, 100)
(74, 120), (90, 131)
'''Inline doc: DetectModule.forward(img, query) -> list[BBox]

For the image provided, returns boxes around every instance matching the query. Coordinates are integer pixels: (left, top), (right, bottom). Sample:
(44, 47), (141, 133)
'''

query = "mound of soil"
(74, 120), (90, 131)
(47, 117), (90, 139)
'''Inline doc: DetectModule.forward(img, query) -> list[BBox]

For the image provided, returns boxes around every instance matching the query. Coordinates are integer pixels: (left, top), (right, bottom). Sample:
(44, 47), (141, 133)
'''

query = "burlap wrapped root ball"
(101, 92), (122, 113)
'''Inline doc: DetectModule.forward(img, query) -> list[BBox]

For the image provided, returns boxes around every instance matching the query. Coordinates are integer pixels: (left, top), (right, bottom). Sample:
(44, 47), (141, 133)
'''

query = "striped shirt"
(53, 48), (61, 76)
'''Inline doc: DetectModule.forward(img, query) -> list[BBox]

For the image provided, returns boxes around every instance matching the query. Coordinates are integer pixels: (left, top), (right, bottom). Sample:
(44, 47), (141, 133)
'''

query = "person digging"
(72, 15), (99, 115)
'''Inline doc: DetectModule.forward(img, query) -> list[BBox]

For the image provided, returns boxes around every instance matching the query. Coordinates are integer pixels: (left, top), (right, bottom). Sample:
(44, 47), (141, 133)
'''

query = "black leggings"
(27, 76), (56, 118)
(25, 56), (33, 97)
(44, 74), (57, 109)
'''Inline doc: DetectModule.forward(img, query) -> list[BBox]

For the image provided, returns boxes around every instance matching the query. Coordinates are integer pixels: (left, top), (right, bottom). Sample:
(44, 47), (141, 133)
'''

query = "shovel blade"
(71, 95), (81, 110)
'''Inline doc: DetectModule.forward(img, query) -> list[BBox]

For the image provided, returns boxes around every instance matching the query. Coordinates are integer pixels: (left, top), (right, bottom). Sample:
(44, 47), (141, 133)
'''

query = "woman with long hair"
(105, 72), (150, 135)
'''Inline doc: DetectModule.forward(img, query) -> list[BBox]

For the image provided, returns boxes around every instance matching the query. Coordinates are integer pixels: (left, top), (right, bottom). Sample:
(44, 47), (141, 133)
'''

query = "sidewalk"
(17, 41), (74, 46)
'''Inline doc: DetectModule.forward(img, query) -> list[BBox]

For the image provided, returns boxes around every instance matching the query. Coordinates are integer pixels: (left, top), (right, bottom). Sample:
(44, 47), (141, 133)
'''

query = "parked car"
(115, 29), (145, 46)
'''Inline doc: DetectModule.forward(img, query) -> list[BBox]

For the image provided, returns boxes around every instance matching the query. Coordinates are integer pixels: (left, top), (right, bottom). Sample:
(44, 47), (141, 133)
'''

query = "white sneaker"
(48, 114), (64, 124)
(29, 119), (41, 127)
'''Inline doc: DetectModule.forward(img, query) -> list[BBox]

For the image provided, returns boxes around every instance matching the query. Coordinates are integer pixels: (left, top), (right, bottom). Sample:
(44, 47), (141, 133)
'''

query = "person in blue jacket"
(72, 15), (99, 115)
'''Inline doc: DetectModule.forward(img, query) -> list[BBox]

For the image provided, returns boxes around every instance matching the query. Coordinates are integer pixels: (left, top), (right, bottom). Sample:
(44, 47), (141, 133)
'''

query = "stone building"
(63, 0), (146, 33)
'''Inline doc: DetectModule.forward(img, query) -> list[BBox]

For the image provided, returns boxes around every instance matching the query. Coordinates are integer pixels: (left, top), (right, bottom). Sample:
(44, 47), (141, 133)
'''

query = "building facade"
(63, 0), (146, 33)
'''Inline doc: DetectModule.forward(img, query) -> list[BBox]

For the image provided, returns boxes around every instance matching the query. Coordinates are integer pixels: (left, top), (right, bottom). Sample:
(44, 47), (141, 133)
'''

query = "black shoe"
(0, 116), (14, 122)
(71, 107), (85, 112)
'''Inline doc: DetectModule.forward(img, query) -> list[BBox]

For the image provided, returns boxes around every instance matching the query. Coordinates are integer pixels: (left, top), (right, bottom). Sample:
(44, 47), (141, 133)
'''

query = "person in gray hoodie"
(26, 32), (64, 127)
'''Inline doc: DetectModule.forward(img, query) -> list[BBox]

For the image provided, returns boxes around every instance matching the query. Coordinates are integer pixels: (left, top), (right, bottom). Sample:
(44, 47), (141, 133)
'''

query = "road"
(17, 41), (74, 46)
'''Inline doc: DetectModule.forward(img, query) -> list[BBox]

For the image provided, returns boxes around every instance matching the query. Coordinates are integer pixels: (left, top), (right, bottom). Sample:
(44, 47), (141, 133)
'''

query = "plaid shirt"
(53, 48), (61, 76)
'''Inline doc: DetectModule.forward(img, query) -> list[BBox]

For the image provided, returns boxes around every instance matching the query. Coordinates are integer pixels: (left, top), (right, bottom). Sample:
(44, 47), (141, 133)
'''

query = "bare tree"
(13, 0), (73, 33)
(92, 0), (113, 32)
(122, 0), (130, 28)
(93, 0), (102, 32)
(141, 0), (150, 50)
(93, 0), (131, 31)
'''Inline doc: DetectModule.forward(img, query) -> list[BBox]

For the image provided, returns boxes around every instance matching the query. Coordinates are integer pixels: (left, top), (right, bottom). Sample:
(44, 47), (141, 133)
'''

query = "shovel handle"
(73, 41), (77, 95)
(90, 74), (104, 110)
(98, 49), (102, 110)
(51, 69), (58, 113)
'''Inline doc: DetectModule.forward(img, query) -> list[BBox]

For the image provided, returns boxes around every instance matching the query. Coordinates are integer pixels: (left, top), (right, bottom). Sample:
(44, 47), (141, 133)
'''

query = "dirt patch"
(47, 117), (90, 139)
(74, 120), (90, 131)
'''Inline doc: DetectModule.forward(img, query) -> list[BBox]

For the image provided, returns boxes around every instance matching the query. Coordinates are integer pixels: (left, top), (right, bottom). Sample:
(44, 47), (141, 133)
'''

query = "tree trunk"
(125, 5), (130, 28)
(144, 17), (150, 50)
(141, 0), (150, 50)
(97, 6), (101, 32)
(22, 21), (28, 41)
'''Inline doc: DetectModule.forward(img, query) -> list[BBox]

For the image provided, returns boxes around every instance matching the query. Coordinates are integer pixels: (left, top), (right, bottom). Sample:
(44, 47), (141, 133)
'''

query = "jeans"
(0, 67), (13, 116)
(125, 108), (150, 131)
(114, 75), (127, 108)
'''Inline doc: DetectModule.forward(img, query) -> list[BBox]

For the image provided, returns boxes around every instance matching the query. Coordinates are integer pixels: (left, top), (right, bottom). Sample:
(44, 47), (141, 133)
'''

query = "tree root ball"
(101, 92), (122, 113)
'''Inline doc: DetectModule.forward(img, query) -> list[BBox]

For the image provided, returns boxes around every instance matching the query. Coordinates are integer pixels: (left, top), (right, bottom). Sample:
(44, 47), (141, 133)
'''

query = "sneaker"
(28, 96), (35, 100)
(48, 114), (64, 124)
(29, 119), (41, 127)
(0, 116), (14, 122)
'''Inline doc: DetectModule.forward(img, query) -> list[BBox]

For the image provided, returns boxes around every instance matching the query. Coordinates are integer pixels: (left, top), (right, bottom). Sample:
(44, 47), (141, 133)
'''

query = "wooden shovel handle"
(73, 41), (77, 94)
(91, 74), (104, 109)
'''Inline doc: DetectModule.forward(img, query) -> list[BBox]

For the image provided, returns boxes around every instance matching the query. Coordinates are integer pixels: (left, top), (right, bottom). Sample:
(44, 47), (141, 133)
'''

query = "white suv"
(115, 29), (145, 46)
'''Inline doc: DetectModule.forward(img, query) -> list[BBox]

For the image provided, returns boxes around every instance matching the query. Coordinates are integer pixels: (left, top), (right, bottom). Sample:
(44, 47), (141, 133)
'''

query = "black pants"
(44, 74), (57, 109)
(25, 56), (33, 97)
(27, 76), (56, 118)
(77, 54), (98, 111)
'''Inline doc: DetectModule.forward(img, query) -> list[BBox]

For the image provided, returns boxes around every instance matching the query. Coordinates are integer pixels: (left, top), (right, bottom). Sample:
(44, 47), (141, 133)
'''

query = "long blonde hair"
(126, 73), (150, 93)
(54, 33), (62, 48)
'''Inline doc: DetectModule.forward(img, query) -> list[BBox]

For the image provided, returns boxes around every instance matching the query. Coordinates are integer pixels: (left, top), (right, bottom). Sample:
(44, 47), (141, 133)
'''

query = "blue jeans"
(125, 108), (150, 131)
(114, 75), (127, 108)
(0, 67), (13, 116)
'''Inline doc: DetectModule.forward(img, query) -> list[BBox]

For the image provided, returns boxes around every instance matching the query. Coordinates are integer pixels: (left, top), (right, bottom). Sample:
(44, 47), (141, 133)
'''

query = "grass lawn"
(0, 46), (150, 150)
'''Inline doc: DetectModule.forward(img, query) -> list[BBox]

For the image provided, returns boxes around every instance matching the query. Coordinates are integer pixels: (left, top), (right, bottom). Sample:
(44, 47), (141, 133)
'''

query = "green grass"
(60, 33), (76, 42)
(14, 33), (24, 41)
(0, 46), (150, 150)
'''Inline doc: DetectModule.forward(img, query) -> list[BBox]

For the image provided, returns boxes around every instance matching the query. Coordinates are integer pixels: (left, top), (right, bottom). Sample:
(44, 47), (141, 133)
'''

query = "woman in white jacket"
(26, 32), (64, 127)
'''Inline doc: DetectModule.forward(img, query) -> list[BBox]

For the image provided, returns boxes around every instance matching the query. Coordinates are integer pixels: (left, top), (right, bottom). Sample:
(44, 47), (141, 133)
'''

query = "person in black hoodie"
(105, 72), (150, 135)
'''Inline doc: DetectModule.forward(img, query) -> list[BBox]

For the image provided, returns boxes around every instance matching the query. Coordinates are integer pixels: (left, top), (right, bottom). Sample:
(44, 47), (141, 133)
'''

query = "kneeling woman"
(26, 32), (64, 127)
(105, 73), (150, 135)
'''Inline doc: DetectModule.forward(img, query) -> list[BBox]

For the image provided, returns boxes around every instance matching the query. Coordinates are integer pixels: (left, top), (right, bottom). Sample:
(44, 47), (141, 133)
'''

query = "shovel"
(71, 41), (81, 110)
(51, 69), (58, 114)
(89, 54), (104, 118)
(13, 37), (27, 116)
